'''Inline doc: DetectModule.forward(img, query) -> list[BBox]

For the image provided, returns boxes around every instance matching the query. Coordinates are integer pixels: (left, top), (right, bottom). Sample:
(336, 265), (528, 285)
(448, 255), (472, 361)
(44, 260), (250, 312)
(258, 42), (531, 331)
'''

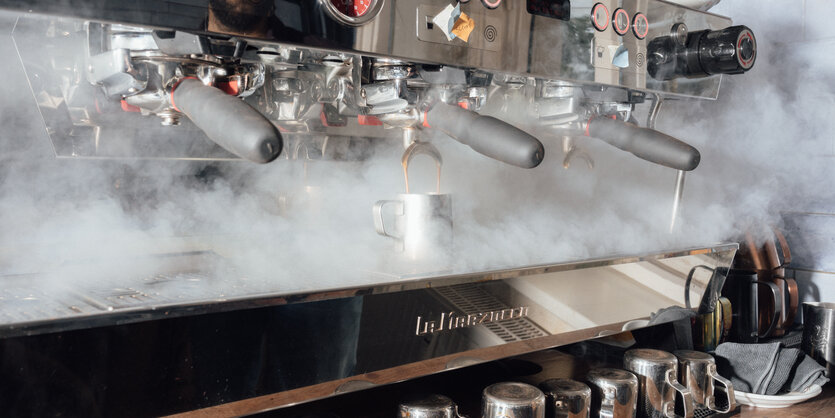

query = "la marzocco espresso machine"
(0, 0), (755, 416)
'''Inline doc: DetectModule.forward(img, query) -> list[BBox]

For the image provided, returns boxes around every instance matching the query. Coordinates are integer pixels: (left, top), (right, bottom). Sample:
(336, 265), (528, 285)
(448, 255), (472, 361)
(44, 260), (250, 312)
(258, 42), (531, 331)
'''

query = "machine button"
(481, 0), (501, 9)
(738, 31), (756, 67)
(613, 8), (630, 36)
(591, 3), (609, 32)
(671, 22), (689, 46)
(632, 13), (649, 40)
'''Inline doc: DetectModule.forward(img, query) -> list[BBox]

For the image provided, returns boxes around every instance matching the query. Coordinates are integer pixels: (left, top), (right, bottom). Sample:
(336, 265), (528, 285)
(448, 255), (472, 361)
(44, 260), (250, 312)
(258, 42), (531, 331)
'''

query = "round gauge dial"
(328, 0), (373, 17)
(613, 8), (630, 36)
(591, 3), (609, 32)
(322, 0), (384, 26)
(632, 13), (649, 39)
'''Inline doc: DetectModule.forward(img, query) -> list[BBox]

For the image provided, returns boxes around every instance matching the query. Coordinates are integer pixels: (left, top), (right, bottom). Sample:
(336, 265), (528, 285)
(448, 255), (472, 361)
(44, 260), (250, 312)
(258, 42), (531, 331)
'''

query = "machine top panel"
(0, 0), (732, 98)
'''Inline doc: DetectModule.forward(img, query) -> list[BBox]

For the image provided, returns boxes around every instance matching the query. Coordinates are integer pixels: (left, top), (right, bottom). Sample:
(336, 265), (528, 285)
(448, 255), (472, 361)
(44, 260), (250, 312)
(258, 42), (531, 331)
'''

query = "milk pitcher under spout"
(374, 141), (452, 271)
(373, 193), (453, 266)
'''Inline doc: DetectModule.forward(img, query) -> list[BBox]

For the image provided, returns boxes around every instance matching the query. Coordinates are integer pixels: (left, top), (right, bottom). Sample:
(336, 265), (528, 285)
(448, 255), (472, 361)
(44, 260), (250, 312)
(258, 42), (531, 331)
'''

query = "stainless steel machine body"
(0, 0), (755, 415)
(4, 0), (753, 164)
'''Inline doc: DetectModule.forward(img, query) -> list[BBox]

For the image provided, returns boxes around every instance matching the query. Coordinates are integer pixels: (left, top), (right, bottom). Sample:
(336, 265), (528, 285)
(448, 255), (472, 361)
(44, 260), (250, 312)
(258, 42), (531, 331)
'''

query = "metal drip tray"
(0, 248), (295, 336)
(0, 270), (229, 333)
(82, 274), (218, 311)
(0, 246), (737, 339)
(0, 285), (99, 323)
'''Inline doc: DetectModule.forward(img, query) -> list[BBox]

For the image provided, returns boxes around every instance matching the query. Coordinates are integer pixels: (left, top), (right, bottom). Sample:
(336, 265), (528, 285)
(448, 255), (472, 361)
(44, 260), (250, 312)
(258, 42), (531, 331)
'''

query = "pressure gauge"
(322, 0), (385, 26)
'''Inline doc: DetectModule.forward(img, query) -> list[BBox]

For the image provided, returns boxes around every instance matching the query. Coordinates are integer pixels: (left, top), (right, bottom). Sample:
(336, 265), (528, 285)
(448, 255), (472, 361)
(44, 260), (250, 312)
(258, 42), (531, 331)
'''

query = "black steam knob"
(648, 25), (757, 80)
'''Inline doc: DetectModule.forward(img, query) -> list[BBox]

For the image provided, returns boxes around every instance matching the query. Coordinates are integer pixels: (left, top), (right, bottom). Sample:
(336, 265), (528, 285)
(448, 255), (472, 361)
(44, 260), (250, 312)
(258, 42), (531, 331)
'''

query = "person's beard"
(209, 0), (274, 31)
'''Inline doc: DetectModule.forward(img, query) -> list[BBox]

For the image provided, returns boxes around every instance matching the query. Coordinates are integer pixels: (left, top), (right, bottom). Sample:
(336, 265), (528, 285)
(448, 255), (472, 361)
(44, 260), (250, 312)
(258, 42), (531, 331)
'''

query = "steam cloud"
(0, 2), (831, 301)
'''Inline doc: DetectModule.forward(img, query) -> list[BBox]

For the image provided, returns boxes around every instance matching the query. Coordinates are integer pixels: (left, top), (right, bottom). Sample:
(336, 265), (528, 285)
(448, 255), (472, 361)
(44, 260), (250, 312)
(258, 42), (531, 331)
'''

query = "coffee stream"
(401, 141), (443, 194)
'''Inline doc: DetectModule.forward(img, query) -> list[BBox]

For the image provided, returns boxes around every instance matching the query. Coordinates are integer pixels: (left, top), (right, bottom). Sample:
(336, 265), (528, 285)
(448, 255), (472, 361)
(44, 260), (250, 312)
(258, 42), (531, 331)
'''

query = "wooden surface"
(736, 384), (835, 417)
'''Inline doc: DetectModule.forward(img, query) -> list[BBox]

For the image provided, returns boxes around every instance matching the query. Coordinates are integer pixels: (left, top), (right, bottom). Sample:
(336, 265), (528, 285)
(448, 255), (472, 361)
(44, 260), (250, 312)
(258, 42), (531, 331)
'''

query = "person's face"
(209, 0), (274, 31)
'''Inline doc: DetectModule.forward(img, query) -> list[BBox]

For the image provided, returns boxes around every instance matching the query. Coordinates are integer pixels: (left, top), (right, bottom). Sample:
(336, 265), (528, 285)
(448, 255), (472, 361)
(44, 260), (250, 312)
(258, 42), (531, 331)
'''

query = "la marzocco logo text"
(415, 307), (529, 336)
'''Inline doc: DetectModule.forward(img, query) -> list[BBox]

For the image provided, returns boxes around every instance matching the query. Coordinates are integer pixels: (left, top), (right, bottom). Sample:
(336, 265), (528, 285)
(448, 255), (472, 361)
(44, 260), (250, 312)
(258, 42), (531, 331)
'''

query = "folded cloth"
(714, 342), (830, 395)
(788, 353), (830, 392)
(714, 342), (781, 394)
(765, 348), (802, 395)
(648, 306), (697, 325)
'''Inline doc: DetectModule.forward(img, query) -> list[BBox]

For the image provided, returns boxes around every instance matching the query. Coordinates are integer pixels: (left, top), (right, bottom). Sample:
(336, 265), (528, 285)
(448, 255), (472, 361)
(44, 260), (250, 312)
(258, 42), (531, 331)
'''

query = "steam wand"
(670, 170), (686, 233)
(646, 95), (686, 233)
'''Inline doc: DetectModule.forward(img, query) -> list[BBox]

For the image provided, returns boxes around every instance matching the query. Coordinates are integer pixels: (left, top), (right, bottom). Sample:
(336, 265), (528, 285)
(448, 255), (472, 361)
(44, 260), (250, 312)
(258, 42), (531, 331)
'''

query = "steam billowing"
(0, 3), (831, 298)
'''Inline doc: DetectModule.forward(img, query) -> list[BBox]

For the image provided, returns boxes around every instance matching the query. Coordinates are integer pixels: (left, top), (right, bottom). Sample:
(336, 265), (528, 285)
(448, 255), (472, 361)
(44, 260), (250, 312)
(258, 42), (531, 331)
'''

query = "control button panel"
(590, 4), (649, 39)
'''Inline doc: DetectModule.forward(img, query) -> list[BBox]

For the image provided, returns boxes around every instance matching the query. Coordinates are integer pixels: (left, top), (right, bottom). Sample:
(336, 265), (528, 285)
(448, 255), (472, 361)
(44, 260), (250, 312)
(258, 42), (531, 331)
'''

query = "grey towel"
(788, 353), (830, 392)
(714, 342), (830, 395)
(648, 306), (697, 325)
(765, 348), (802, 395)
(714, 342), (781, 394)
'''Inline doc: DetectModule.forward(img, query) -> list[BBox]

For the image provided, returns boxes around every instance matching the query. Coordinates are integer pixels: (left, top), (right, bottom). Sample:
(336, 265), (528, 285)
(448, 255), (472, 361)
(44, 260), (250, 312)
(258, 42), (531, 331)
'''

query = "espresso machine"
(0, 0), (756, 416)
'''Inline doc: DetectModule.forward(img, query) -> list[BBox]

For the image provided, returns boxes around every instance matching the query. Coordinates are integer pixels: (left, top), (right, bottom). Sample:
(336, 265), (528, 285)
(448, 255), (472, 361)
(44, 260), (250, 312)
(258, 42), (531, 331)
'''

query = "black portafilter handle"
(171, 78), (282, 163)
(425, 102), (545, 169)
(586, 117), (701, 171)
